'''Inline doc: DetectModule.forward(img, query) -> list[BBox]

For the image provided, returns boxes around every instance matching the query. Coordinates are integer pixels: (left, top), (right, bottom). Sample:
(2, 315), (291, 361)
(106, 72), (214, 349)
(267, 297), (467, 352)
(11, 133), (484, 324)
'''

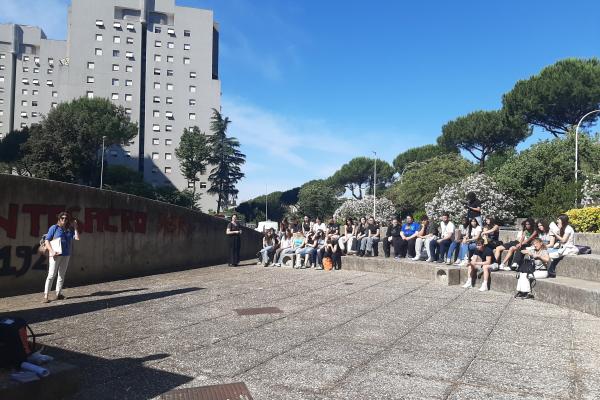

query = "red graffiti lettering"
(105, 209), (120, 233)
(121, 210), (135, 233)
(134, 212), (147, 234)
(157, 213), (193, 236)
(84, 208), (104, 233)
(0, 204), (19, 239)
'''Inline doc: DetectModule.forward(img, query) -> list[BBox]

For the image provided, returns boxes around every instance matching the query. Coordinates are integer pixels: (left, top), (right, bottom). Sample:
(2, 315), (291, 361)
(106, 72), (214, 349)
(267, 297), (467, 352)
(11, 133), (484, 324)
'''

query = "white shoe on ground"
(412, 256), (420, 261)
(425, 258), (433, 262)
(462, 280), (473, 288)
(479, 282), (489, 292)
(511, 263), (519, 269)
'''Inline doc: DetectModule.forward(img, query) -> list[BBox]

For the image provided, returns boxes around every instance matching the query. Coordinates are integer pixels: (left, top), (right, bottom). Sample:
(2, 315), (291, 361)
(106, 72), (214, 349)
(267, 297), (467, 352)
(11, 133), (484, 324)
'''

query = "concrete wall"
(0, 174), (262, 296)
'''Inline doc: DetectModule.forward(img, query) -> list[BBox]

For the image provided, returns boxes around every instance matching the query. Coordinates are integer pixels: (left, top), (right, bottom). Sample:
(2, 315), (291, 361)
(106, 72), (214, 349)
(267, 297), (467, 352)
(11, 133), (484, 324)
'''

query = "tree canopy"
(297, 179), (341, 219)
(330, 157), (394, 199)
(438, 110), (531, 170)
(392, 144), (457, 174)
(0, 127), (31, 175)
(23, 97), (137, 185)
(502, 58), (600, 137)
(175, 126), (209, 206)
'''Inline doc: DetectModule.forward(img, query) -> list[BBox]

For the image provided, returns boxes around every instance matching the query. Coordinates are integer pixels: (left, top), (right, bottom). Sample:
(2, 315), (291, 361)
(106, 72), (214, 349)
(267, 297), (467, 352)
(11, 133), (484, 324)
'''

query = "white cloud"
(0, 0), (68, 39)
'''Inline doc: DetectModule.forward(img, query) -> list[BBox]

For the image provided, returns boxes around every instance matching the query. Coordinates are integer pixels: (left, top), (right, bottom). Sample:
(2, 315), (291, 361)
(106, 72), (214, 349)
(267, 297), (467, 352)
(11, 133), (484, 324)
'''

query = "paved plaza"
(3, 262), (600, 399)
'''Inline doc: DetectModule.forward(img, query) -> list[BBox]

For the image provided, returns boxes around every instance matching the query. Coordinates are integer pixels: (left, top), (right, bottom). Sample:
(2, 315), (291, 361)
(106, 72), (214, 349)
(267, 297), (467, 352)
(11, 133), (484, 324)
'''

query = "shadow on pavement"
(66, 288), (149, 300)
(1, 287), (204, 324)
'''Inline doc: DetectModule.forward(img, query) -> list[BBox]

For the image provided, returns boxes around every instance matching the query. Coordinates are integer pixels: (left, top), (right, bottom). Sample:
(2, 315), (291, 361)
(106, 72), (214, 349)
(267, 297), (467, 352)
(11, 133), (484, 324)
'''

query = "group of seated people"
(259, 197), (580, 298)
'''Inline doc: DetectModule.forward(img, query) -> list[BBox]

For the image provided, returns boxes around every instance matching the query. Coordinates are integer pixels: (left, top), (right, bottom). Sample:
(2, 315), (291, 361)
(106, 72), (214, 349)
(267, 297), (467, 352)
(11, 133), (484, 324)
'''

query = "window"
(165, 139), (172, 146)
(183, 57), (190, 65)
(22, 89), (28, 95)
(166, 97), (173, 104)
(112, 64), (120, 71)
(47, 68), (53, 74)
(96, 19), (104, 27)
(154, 54), (161, 62)
(87, 76), (95, 83)
(31, 112), (38, 117)
(0, 76), (4, 83)
(48, 58), (54, 66)
(87, 62), (95, 69)
(126, 37), (134, 44)
(153, 110), (160, 117)
(23, 56), (30, 62)
(111, 93), (119, 100)
(154, 68), (160, 75)
(112, 78), (119, 86)
(165, 153), (172, 160)
(125, 79), (133, 86)
(51, 102), (57, 108)
(33, 68), (39, 73)
(184, 30), (191, 37)
(95, 48), (103, 56)
(23, 66), (29, 72)
(110, 150), (117, 157)
(165, 125), (172, 132)
(125, 150), (131, 157)
(0, 54), (5, 59)
(86, 91), (94, 99)
(32, 79), (39, 85)
(96, 34), (103, 41)
(167, 28), (175, 35)
(21, 123), (27, 128)
(153, 96), (160, 103)
(113, 21), (122, 29)
(164, 167), (172, 174)
(189, 113), (196, 120)
(166, 83), (173, 91)
(166, 69), (174, 77)
(22, 78), (29, 84)
(125, 65), (133, 72)
(126, 51), (133, 59)
(113, 50), (120, 57)
(125, 108), (131, 114)
(125, 94), (132, 102)
(189, 71), (196, 78)
(21, 100), (28, 106)
(167, 42), (174, 49)
(155, 40), (162, 47)
(165, 111), (173, 118)
(189, 85), (196, 93)
(0, 65), (4, 71)
(31, 101), (38, 107)
(189, 99), (196, 106)
(34, 57), (40, 65)
(154, 82), (160, 89)
(152, 124), (160, 131)
(200, 182), (207, 189)
(184, 43), (190, 50)
(152, 138), (160, 145)
(46, 80), (53, 86)
(126, 23), (134, 31)
(154, 26), (161, 34)
(52, 91), (58, 98)
(151, 168), (158, 174)
(166, 55), (173, 63)
(188, 182), (194, 189)
(152, 152), (159, 159)
(32, 89), (38, 95)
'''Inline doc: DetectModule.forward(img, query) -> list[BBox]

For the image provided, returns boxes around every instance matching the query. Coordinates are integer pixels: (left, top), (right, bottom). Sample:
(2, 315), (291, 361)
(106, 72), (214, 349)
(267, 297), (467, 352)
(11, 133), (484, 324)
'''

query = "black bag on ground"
(517, 259), (536, 275)
(576, 245), (592, 255)
(0, 317), (36, 368)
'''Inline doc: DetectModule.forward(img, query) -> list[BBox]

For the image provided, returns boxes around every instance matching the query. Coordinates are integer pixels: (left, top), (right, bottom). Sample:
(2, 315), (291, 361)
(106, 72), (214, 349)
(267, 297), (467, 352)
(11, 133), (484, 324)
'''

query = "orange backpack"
(323, 257), (333, 271)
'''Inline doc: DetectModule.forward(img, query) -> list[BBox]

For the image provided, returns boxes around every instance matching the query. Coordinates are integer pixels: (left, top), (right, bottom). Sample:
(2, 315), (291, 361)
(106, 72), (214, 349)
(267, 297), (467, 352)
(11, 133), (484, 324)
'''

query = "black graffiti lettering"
(0, 246), (16, 276)
(15, 246), (33, 278)
(31, 248), (48, 272)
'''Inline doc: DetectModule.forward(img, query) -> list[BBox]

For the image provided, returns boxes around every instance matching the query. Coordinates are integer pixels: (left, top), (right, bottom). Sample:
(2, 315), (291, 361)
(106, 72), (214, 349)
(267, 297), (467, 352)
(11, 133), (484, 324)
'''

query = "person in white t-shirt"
(429, 213), (455, 263)
(312, 217), (327, 234)
(547, 214), (579, 277)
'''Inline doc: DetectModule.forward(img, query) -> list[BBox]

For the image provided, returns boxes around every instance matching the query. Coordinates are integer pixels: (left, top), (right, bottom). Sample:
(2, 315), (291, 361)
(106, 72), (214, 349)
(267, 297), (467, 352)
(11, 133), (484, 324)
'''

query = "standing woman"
(226, 214), (242, 266)
(466, 192), (482, 227)
(43, 211), (80, 303)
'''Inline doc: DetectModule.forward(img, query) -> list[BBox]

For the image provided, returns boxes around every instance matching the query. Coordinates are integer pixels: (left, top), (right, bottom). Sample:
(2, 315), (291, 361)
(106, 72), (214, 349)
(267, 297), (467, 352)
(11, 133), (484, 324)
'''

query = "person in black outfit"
(387, 217), (403, 258)
(466, 192), (482, 226)
(322, 238), (342, 270)
(382, 217), (394, 257)
(226, 214), (242, 266)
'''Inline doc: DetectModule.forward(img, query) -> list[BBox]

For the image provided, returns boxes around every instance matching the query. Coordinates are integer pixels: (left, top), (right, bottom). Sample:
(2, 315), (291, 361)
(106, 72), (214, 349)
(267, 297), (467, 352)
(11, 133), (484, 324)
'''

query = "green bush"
(565, 207), (600, 233)
(529, 178), (579, 219)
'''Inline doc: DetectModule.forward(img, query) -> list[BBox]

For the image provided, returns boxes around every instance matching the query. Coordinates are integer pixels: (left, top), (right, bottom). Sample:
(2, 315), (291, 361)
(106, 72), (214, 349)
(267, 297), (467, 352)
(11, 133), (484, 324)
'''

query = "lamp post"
(575, 110), (600, 184)
(372, 151), (377, 220)
(99, 135), (106, 189)
(265, 184), (268, 221)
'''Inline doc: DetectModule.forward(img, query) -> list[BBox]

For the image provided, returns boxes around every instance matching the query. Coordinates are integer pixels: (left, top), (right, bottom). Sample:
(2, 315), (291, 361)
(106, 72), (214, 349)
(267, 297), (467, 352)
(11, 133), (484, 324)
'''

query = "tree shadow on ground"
(66, 288), (148, 300)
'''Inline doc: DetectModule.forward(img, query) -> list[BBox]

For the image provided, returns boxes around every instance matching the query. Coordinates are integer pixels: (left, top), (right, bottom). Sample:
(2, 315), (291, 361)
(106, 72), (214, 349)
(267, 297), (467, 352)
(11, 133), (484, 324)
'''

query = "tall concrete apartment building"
(0, 0), (221, 211)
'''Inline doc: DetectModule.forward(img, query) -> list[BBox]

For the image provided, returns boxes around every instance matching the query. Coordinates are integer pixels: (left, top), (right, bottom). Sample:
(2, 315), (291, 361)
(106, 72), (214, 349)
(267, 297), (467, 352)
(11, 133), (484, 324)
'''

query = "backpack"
(0, 317), (36, 368)
(576, 245), (592, 255)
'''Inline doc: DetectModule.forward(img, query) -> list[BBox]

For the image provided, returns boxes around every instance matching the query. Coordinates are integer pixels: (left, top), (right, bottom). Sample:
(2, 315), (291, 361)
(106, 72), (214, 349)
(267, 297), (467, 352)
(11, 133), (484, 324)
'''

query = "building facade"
(0, 0), (221, 211)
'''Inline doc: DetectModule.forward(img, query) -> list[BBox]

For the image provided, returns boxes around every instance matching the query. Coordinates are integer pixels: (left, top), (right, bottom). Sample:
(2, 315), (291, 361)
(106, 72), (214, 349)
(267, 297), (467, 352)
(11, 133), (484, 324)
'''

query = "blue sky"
(3, 0), (600, 201)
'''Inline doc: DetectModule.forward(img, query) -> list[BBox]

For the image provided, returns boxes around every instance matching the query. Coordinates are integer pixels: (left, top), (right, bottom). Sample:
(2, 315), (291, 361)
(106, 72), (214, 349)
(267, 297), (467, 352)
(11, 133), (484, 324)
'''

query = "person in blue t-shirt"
(397, 215), (420, 258)
(43, 211), (80, 303)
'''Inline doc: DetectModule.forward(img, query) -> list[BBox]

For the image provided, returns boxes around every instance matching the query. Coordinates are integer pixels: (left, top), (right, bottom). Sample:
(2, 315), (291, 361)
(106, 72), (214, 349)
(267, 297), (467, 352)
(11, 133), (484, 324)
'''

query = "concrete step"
(341, 255), (600, 318)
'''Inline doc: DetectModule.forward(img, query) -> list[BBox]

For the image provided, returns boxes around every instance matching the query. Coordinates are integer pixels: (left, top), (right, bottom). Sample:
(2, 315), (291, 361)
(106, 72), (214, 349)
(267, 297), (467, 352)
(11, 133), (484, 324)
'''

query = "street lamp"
(575, 110), (600, 184)
(99, 135), (106, 189)
(372, 151), (377, 220)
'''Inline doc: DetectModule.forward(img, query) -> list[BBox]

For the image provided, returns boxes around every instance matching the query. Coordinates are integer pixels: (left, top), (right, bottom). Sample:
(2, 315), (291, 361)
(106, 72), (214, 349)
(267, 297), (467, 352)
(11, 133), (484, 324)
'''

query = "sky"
(2, 0), (600, 201)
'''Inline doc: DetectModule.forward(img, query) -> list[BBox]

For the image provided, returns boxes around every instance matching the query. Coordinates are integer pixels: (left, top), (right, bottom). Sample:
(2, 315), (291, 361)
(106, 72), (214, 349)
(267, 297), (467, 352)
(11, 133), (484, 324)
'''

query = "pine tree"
(175, 126), (209, 208)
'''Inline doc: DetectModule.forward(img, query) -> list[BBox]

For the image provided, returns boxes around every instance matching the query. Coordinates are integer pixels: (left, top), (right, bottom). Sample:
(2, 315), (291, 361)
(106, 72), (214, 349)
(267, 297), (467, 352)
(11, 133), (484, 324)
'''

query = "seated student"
(387, 217), (402, 258)
(273, 230), (293, 267)
(338, 218), (356, 255)
(298, 231), (317, 268)
(301, 216), (313, 236)
(321, 238), (342, 270)
(482, 216), (500, 249)
(462, 238), (496, 291)
(515, 238), (550, 298)
(429, 213), (455, 263)
(413, 216), (436, 261)
(495, 218), (537, 271)
(447, 217), (470, 264)
(382, 217), (394, 258)
(289, 218), (302, 233)
(279, 217), (289, 239)
(355, 217), (367, 253)
(292, 231), (307, 268)
(455, 218), (481, 266)
(547, 214), (579, 277)
(275, 230), (303, 267)
(258, 229), (279, 266)
(326, 217), (340, 242)
(397, 215), (420, 258)
(312, 217), (327, 234)
(309, 230), (326, 268)
(359, 217), (380, 256)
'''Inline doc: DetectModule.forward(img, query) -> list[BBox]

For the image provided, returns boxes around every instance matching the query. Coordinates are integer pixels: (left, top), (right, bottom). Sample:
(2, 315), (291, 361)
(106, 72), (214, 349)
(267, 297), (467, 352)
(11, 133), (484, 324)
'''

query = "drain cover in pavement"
(160, 382), (253, 400)
(234, 307), (283, 316)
